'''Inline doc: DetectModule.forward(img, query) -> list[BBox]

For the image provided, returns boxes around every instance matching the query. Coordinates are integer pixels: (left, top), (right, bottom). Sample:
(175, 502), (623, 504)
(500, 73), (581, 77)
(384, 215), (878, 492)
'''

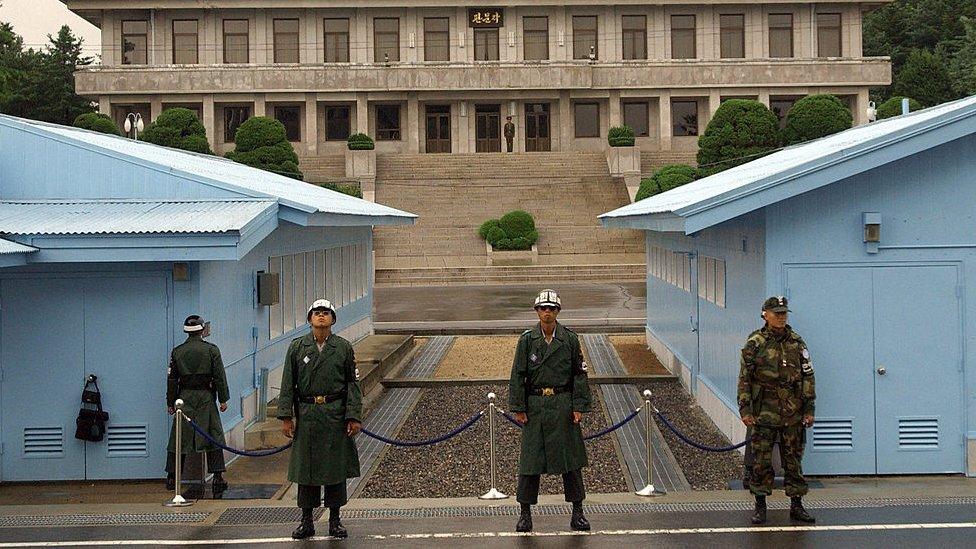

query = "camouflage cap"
(762, 296), (791, 313)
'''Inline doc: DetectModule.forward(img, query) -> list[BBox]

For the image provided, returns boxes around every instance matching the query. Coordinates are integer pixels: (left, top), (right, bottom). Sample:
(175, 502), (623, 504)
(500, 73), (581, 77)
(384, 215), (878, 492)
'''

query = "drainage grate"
(216, 507), (324, 525)
(0, 512), (209, 527)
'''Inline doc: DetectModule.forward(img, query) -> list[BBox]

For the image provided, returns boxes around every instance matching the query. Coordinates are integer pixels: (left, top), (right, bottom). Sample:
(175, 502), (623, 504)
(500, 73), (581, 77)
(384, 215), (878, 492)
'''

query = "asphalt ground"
(0, 503), (973, 547)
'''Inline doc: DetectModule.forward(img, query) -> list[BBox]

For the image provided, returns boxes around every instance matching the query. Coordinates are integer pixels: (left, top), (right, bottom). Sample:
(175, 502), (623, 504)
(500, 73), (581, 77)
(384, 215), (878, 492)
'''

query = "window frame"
(423, 17), (450, 62)
(222, 19), (249, 64)
(573, 102), (601, 138)
(719, 14), (745, 59)
(121, 20), (148, 65)
(523, 16), (549, 61)
(670, 14), (697, 59)
(273, 18), (300, 64)
(768, 13), (794, 58)
(572, 15), (598, 60)
(223, 105), (251, 143)
(474, 27), (500, 61)
(376, 104), (402, 141)
(671, 99), (699, 137)
(374, 17), (400, 62)
(622, 101), (650, 137)
(621, 15), (647, 60)
(324, 18), (350, 63)
(817, 12), (842, 57)
(325, 105), (351, 141)
(273, 105), (302, 142)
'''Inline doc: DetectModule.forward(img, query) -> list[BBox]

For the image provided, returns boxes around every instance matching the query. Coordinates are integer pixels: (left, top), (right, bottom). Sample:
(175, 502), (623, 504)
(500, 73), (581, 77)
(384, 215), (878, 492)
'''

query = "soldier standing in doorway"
(509, 289), (591, 533)
(504, 116), (516, 153)
(279, 299), (362, 540)
(166, 315), (229, 499)
(737, 296), (817, 525)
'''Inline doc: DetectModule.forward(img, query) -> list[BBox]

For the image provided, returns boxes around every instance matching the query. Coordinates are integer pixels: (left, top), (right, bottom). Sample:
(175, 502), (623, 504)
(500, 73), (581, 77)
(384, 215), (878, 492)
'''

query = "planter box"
(345, 148), (376, 201)
(486, 241), (538, 266)
(606, 146), (641, 176)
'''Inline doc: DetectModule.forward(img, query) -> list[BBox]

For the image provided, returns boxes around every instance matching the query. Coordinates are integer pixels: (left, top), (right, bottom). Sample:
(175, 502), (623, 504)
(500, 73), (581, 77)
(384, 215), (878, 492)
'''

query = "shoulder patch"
(802, 362), (814, 376)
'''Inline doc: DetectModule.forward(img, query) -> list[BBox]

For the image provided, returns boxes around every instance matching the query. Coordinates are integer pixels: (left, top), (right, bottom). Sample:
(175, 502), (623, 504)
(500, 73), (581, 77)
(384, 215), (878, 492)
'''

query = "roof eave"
(279, 206), (417, 227)
(599, 212), (686, 232)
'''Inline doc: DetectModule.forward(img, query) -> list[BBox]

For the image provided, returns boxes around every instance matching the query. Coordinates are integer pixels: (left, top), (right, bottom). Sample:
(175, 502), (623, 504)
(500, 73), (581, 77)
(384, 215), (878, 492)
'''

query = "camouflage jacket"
(737, 324), (815, 427)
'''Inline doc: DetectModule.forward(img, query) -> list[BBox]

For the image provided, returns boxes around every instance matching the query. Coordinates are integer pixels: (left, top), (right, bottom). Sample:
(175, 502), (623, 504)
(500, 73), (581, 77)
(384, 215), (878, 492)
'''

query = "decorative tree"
(781, 94), (853, 146)
(225, 116), (303, 180)
(696, 99), (780, 177)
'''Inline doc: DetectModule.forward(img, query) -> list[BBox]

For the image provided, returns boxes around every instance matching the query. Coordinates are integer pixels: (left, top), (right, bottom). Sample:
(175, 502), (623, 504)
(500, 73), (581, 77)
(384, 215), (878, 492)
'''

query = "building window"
(222, 19), (248, 63)
(274, 105), (301, 142)
(574, 102), (600, 138)
(325, 106), (351, 141)
(623, 102), (649, 137)
(769, 13), (793, 58)
(670, 15), (696, 59)
(374, 18), (399, 62)
(719, 14), (744, 59)
(474, 28), (499, 61)
(424, 18), (450, 61)
(573, 16), (598, 59)
(817, 13), (842, 57)
(376, 104), (401, 140)
(621, 15), (647, 60)
(324, 18), (350, 63)
(223, 105), (251, 143)
(172, 20), (198, 64)
(770, 97), (797, 128)
(273, 19), (300, 63)
(671, 100), (698, 136)
(122, 20), (148, 65)
(697, 255), (727, 308)
(523, 16), (549, 60)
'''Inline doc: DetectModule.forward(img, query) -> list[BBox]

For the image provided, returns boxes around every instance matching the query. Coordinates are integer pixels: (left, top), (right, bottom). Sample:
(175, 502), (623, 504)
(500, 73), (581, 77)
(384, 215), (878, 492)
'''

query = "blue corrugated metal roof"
(0, 238), (36, 254)
(0, 199), (277, 235)
(0, 115), (416, 225)
(601, 95), (976, 233)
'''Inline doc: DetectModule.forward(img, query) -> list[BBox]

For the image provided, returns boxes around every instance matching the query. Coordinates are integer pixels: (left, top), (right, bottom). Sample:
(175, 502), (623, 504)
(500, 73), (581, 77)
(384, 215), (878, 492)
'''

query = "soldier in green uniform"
(737, 296), (816, 525)
(279, 299), (362, 540)
(509, 289), (592, 533)
(166, 315), (229, 499)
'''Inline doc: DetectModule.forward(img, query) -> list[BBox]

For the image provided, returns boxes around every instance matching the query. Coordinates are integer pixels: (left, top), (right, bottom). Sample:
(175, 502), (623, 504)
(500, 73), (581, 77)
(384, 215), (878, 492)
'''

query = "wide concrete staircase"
(373, 151), (646, 285)
(298, 154), (347, 183)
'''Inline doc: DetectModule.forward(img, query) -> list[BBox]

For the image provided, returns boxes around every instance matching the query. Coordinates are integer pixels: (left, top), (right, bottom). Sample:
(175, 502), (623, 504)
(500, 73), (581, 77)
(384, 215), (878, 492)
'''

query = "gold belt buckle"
(314, 395), (326, 405)
(542, 387), (555, 396)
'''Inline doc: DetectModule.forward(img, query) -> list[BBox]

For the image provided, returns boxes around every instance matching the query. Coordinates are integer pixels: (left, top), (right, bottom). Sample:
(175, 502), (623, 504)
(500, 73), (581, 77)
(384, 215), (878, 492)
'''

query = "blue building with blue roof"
(0, 115), (415, 481)
(602, 95), (976, 477)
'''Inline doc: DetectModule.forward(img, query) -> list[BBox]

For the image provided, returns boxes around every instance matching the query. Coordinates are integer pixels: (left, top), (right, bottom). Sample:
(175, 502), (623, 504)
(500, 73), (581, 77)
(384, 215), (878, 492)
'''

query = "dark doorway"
(425, 105), (451, 153)
(475, 104), (501, 152)
(525, 103), (551, 152)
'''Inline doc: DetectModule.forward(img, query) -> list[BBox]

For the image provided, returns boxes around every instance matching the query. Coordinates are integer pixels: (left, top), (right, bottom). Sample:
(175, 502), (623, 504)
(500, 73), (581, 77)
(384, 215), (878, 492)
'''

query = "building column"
(305, 94), (318, 155)
(558, 90), (573, 151)
(356, 93), (369, 134)
(659, 93), (673, 151)
(202, 96), (216, 150)
(758, 90), (771, 108)
(708, 90), (722, 119)
(855, 88), (870, 125)
(99, 96), (111, 115)
(150, 97), (163, 121)
(406, 94), (420, 153)
(254, 94), (266, 118)
(609, 90), (622, 128)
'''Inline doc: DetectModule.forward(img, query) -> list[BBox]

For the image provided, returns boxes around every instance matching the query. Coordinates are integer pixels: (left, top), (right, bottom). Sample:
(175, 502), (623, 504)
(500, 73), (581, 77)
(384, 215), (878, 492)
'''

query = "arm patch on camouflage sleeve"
(802, 362), (814, 376)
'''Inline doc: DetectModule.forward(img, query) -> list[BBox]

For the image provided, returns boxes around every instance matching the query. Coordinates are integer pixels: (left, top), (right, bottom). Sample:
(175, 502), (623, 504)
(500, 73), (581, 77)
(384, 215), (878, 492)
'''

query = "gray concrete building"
(67, 1), (891, 159)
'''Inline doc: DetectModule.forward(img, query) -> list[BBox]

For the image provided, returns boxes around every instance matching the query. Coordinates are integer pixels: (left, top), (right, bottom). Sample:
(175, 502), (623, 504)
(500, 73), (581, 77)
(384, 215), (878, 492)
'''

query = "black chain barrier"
(496, 407), (642, 441)
(654, 408), (747, 452)
(185, 417), (293, 457)
(360, 410), (485, 447)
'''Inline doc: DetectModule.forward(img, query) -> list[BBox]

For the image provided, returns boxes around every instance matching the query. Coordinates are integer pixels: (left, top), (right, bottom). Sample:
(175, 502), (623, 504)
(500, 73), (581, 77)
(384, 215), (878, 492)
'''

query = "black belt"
(180, 375), (212, 390)
(527, 385), (572, 396)
(755, 380), (798, 390)
(298, 391), (345, 404)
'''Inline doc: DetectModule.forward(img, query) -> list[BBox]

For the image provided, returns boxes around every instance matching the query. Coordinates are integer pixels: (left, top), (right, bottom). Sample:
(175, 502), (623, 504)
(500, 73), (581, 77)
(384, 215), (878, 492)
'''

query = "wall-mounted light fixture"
(863, 212), (880, 254)
(173, 262), (189, 281)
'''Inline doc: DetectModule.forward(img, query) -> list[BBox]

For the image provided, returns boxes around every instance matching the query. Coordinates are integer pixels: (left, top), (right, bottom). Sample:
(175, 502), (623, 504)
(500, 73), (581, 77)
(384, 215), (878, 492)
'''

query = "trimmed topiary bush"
(225, 116), (303, 180)
(696, 99), (780, 177)
(141, 107), (213, 154)
(347, 133), (375, 150)
(73, 112), (122, 136)
(635, 164), (697, 201)
(876, 96), (923, 119)
(478, 210), (538, 250)
(608, 125), (636, 147)
(781, 94), (853, 146)
(318, 181), (362, 198)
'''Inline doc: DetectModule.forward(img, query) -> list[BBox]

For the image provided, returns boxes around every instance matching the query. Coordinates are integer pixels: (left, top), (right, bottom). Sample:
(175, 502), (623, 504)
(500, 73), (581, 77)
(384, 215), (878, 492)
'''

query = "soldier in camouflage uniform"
(737, 296), (816, 525)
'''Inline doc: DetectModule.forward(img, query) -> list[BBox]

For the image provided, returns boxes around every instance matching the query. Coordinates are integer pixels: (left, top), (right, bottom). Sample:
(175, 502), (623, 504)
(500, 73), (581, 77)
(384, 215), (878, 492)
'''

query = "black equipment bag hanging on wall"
(75, 374), (110, 442)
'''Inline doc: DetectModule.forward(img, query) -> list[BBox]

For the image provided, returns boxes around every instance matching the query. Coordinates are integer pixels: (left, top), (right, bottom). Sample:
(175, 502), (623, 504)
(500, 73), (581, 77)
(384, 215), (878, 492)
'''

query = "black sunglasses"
(536, 305), (558, 312)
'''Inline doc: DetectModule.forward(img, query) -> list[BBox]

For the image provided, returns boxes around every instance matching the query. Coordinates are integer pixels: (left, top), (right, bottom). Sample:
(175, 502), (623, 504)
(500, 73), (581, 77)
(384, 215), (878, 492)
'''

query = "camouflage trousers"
(749, 423), (808, 497)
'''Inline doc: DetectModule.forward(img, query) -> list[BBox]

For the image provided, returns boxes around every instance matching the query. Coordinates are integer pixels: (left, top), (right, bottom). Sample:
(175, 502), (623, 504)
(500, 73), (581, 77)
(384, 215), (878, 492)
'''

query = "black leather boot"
(328, 507), (348, 539)
(790, 497), (816, 523)
(212, 472), (228, 498)
(291, 508), (315, 540)
(570, 502), (591, 531)
(165, 475), (175, 491)
(515, 503), (532, 532)
(182, 482), (204, 500)
(751, 496), (767, 525)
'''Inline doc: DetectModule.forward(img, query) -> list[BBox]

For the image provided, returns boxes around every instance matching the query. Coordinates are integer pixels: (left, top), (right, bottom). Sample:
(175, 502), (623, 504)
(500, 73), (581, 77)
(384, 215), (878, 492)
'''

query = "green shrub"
(635, 164), (697, 201)
(318, 181), (362, 198)
(225, 116), (303, 180)
(347, 133), (375, 150)
(891, 49), (956, 107)
(73, 112), (122, 136)
(781, 94), (853, 146)
(876, 96), (923, 119)
(696, 99), (780, 177)
(141, 107), (212, 154)
(478, 210), (538, 250)
(608, 125), (636, 147)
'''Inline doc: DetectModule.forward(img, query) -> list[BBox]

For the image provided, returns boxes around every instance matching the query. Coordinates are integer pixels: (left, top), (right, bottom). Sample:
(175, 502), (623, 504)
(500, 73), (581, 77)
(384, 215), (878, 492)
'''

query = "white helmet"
(533, 289), (561, 309)
(307, 299), (336, 321)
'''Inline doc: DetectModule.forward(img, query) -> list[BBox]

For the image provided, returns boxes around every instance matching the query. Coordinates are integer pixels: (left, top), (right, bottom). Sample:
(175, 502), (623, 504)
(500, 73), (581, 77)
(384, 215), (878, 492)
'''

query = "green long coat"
(278, 332), (362, 486)
(508, 323), (591, 475)
(167, 336), (230, 454)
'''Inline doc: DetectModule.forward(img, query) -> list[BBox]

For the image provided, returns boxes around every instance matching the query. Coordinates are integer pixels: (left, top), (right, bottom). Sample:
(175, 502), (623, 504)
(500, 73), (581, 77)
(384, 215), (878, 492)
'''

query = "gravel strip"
(647, 379), (743, 490)
(360, 384), (628, 498)
(608, 335), (670, 375)
(433, 336), (518, 379)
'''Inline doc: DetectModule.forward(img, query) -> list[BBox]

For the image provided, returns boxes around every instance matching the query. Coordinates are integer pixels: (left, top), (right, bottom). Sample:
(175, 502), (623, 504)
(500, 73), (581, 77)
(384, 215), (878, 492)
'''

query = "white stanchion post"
(636, 389), (665, 497)
(479, 392), (508, 500)
(165, 399), (194, 507)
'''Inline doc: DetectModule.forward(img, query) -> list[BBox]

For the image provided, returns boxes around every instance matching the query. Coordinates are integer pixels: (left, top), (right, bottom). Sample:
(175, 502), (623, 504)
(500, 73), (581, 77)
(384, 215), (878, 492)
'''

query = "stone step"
(376, 266), (646, 286)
